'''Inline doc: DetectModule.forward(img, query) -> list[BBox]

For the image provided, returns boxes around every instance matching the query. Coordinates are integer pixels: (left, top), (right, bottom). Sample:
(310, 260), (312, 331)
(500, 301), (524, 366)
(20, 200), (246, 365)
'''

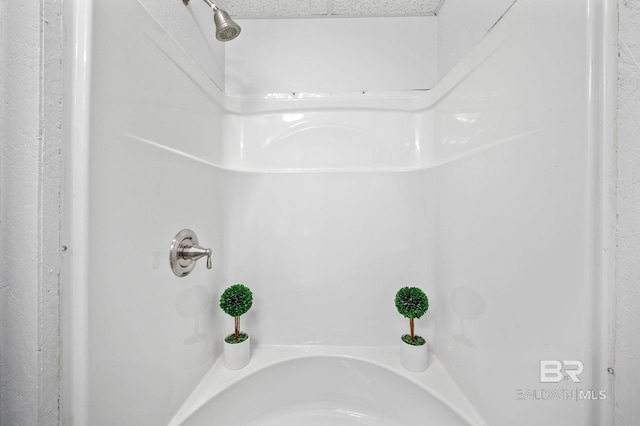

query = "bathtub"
(169, 346), (483, 426)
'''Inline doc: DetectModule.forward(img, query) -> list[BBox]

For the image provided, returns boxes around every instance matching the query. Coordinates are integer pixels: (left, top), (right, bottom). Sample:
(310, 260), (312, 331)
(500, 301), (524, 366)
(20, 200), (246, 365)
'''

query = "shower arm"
(202, 0), (219, 11)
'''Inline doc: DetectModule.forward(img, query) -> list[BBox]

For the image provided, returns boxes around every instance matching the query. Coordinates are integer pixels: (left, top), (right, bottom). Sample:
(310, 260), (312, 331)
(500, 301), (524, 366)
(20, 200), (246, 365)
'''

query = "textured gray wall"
(616, 0), (640, 424)
(0, 0), (63, 424)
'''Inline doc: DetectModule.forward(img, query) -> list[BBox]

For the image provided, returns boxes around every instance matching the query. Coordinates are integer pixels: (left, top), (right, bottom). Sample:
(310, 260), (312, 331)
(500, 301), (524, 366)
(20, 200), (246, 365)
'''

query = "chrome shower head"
(184, 0), (241, 42)
(213, 7), (241, 41)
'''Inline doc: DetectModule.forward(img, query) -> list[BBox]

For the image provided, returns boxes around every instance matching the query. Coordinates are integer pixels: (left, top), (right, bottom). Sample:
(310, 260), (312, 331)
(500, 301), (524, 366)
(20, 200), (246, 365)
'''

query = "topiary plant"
(219, 284), (253, 344)
(395, 286), (429, 345)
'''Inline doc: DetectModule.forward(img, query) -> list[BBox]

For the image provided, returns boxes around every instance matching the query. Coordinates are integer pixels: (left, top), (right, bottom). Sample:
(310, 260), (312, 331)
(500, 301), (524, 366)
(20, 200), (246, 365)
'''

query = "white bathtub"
(170, 346), (482, 426)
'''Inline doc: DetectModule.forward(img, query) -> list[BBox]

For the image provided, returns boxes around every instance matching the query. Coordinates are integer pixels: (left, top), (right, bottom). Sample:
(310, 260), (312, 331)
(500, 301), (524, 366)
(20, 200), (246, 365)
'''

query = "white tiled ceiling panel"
(218, 0), (444, 18)
(332, 0), (441, 16)
(217, 0), (328, 18)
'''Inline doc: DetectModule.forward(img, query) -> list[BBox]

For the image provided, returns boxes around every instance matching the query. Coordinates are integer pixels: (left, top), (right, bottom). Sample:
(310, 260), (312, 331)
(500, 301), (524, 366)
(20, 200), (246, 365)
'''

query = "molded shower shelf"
(169, 345), (485, 426)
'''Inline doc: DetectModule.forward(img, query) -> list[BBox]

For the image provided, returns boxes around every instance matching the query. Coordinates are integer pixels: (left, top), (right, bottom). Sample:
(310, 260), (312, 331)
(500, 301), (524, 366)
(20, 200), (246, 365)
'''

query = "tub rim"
(168, 344), (485, 426)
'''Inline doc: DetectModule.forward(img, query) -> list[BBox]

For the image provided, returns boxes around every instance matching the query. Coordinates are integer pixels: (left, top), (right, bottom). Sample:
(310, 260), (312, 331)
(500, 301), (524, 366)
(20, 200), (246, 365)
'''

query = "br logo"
(540, 360), (584, 383)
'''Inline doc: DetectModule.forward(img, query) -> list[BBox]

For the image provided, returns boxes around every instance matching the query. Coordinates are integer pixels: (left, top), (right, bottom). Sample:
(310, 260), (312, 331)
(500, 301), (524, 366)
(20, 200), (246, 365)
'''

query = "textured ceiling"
(218, 0), (445, 18)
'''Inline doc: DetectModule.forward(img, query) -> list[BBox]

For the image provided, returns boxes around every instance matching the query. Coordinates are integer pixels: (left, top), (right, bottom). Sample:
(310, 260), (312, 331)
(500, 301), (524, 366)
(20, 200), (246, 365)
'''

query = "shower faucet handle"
(181, 244), (212, 267)
(170, 229), (212, 277)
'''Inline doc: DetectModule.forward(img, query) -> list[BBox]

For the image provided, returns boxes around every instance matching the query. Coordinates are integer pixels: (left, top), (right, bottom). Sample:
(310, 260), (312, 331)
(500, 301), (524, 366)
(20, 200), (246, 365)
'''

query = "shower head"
(184, 0), (241, 42)
(213, 7), (241, 42)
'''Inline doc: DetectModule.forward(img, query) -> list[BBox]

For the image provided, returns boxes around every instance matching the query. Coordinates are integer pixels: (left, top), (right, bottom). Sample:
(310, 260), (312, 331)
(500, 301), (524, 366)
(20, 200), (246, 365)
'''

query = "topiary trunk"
(409, 318), (415, 342)
(234, 316), (240, 340)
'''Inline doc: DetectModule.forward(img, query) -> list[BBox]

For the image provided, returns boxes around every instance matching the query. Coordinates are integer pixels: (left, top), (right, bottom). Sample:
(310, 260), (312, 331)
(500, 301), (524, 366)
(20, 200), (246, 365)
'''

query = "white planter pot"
(400, 335), (428, 372)
(223, 334), (250, 370)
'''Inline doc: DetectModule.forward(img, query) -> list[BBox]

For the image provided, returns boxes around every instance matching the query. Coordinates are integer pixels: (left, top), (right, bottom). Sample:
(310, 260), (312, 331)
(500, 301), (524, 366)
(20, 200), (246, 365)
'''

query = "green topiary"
(395, 286), (429, 344)
(220, 284), (253, 342)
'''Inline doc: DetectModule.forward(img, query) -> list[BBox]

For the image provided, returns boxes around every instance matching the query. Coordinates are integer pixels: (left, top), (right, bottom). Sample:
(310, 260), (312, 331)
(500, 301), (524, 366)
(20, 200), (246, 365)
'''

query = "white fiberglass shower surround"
(62, 0), (616, 425)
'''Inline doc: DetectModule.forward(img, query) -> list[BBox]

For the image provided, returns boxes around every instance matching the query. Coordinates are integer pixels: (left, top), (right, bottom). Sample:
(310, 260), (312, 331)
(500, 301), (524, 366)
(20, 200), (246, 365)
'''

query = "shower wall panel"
(432, 0), (612, 424)
(70, 0), (228, 424)
(436, 0), (516, 78)
(215, 93), (438, 346)
(221, 97), (435, 170)
(222, 170), (435, 346)
(225, 16), (437, 95)
(138, 0), (226, 89)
